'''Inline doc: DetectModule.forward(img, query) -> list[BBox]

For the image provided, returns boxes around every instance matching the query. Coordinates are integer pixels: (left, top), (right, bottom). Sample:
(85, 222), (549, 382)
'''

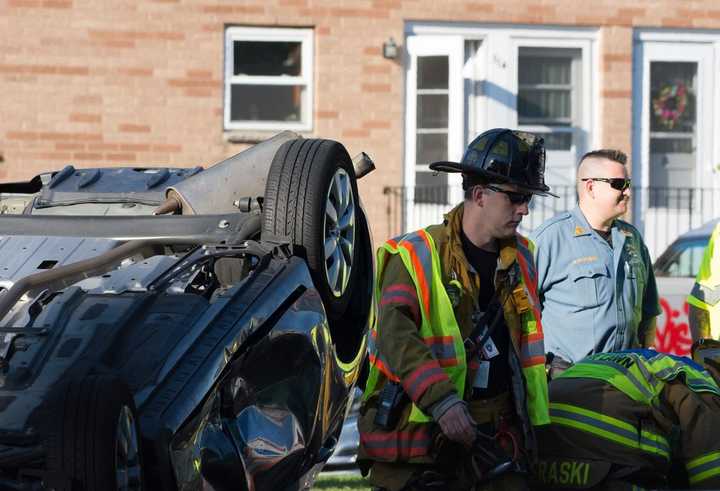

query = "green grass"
(312, 472), (372, 490)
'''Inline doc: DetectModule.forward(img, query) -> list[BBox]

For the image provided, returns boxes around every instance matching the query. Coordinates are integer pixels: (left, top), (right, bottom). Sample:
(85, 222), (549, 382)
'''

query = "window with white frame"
(517, 47), (582, 154)
(224, 27), (314, 132)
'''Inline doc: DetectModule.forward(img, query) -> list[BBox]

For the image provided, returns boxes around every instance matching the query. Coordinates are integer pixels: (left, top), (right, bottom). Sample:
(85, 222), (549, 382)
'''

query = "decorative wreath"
(652, 82), (688, 130)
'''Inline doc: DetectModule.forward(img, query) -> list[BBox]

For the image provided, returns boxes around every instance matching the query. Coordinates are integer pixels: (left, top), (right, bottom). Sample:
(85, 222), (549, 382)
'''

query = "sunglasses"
(486, 185), (533, 205)
(581, 177), (631, 191)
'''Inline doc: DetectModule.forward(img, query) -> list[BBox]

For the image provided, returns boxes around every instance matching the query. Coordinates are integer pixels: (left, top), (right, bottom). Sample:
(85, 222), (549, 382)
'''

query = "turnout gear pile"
(358, 204), (549, 490)
(534, 348), (720, 490)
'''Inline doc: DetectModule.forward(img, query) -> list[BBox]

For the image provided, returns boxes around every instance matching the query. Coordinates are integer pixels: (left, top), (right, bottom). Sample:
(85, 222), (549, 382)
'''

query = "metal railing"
(383, 185), (720, 259)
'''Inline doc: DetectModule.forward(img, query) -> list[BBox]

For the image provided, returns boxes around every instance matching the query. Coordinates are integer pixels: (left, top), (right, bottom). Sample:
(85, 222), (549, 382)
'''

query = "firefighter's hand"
(438, 403), (476, 447)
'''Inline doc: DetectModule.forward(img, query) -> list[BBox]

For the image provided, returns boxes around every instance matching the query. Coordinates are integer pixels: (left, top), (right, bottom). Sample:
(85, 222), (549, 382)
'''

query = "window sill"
(223, 129), (312, 145)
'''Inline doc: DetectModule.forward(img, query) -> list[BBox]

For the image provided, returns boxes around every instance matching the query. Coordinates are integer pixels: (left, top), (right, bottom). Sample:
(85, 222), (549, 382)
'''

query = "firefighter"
(357, 129), (555, 490)
(688, 222), (720, 341)
(534, 342), (720, 490)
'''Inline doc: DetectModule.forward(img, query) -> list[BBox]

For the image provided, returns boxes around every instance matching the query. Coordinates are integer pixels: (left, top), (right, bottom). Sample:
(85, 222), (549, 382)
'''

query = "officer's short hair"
(579, 149), (627, 167)
(462, 173), (490, 200)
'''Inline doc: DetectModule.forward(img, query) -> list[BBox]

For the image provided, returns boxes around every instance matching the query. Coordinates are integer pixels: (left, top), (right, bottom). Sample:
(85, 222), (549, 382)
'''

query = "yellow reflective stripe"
(550, 403), (669, 459)
(687, 292), (710, 310)
(524, 365), (550, 425)
(687, 451), (720, 485)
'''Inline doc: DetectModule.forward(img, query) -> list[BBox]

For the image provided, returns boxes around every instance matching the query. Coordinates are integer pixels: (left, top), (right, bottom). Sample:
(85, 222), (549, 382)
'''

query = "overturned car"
(0, 132), (374, 490)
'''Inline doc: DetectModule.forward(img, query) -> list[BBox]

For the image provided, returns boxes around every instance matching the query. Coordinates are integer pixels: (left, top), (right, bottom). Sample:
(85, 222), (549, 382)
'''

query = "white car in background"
(653, 219), (718, 356)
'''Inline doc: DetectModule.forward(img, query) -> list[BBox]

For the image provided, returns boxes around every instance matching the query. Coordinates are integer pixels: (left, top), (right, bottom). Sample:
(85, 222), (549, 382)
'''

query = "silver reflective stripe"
(691, 282), (720, 306)
(583, 358), (654, 401)
(550, 407), (669, 457)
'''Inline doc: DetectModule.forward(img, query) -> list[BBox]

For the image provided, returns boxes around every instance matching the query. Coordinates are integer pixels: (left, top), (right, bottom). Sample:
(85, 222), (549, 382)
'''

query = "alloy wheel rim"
(323, 167), (355, 298)
(115, 405), (142, 491)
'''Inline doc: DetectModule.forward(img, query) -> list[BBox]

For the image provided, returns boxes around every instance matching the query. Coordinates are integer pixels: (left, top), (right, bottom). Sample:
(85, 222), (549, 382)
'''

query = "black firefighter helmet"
(430, 128), (558, 197)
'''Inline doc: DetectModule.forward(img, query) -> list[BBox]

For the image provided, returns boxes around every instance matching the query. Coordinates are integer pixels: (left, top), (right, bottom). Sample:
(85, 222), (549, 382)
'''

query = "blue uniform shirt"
(529, 206), (661, 363)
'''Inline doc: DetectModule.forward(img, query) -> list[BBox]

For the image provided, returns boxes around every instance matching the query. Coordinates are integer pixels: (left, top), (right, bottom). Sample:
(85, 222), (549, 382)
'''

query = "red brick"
(279, 0), (306, 6)
(69, 113), (101, 123)
(660, 17), (689, 27)
(362, 83), (391, 93)
(201, 5), (264, 14)
(602, 89), (632, 99)
(88, 143), (119, 151)
(152, 144), (182, 152)
(464, 2), (494, 12)
(42, 0), (72, 7)
(343, 129), (371, 138)
(8, 0), (41, 6)
(6, 131), (40, 141)
(187, 69), (213, 79)
(32, 152), (72, 160)
(56, 142), (85, 151)
(167, 79), (218, 88)
(363, 64), (392, 74)
(363, 46), (380, 56)
(107, 153), (136, 162)
(73, 95), (103, 105)
(362, 120), (391, 129)
(118, 67), (153, 77)
(120, 143), (151, 152)
(74, 153), (103, 161)
(95, 39), (135, 49)
(119, 124), (151, 133)
(184, 88), (213, 97)
(603, 54), (631, 63)
(317, 110), (339, 119)
(317, 26), (331, 36)
(616, 7), (646, 17)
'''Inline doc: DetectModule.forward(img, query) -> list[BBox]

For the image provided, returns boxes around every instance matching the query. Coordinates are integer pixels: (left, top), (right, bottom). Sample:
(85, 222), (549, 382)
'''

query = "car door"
(654, 237), (710, 355)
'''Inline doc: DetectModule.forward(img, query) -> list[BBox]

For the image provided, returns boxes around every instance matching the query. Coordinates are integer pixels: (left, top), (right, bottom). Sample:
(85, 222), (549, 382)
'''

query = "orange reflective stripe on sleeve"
(360, 427), (433, 459)
(402, 359), (450, 402)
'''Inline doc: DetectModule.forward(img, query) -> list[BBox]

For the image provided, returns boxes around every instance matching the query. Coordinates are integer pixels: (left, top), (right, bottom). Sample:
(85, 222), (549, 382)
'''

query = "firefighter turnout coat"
(358, 204), (549, 470)
(535, 349), (720, 490)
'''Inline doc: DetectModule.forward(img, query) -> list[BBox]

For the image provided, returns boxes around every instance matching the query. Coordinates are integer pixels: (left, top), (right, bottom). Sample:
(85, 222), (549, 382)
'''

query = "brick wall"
(1, 0), (719, 243)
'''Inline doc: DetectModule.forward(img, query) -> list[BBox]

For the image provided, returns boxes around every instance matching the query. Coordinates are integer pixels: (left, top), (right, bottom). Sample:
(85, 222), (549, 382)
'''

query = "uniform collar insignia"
(574, 226), (587, 236)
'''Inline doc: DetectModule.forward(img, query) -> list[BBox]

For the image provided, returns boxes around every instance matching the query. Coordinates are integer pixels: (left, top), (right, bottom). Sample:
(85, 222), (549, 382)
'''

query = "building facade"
(2, 0), (720, 258)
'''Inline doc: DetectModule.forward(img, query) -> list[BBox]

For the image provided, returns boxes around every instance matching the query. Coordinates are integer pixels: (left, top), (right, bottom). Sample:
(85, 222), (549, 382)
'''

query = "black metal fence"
(383, 185), (720, 258)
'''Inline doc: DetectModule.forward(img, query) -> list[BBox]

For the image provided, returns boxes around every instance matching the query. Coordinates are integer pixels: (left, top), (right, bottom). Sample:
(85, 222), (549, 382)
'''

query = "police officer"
(357, 129), (553, 490)
(533, 341), (720, 490)
(688, 222), (720, 340)
(529, 149), (660, 374)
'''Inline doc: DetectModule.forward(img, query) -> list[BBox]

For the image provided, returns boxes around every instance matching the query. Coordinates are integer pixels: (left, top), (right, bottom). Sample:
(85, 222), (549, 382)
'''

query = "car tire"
(263, 138), (361, 320)
(55, 375), (143, 491)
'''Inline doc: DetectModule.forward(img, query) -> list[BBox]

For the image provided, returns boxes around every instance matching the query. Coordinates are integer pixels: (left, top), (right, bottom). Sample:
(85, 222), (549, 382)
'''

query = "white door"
(404, 35), (466, 232)
(633, 40), (716, 259)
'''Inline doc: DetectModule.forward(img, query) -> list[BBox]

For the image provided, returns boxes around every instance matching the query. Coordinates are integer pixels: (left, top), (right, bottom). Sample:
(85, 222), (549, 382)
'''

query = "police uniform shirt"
(530, 206), (661, 363)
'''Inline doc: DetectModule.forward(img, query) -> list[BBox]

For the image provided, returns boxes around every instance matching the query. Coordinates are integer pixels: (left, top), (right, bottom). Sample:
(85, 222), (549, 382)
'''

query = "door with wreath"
(633, 38), (716, 260)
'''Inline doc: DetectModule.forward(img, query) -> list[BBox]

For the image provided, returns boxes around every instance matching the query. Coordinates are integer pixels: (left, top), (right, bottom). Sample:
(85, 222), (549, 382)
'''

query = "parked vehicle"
(653, 219), (718, 356)
(0, 132), (374, 491)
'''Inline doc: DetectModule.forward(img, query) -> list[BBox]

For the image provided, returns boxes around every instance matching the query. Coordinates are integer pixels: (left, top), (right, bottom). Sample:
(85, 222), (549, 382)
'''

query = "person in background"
(530, 149), (660, 377)
(357, 129), (554, 490)
(688, 222), (720, 341)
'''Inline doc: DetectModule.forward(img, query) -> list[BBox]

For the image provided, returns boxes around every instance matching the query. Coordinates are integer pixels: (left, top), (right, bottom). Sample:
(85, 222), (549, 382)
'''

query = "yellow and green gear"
(688, 223), (720, 339)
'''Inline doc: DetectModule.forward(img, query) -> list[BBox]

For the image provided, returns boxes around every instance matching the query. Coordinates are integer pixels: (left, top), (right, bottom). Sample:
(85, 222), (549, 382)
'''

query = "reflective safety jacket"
(359, 204), (549, 466)
(535, 349), (720, 489)
(688, 223), (720, 339)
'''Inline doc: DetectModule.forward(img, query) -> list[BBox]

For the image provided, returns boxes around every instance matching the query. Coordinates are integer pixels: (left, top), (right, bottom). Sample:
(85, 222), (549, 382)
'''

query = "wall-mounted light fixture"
(382, 37), (398, 59)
